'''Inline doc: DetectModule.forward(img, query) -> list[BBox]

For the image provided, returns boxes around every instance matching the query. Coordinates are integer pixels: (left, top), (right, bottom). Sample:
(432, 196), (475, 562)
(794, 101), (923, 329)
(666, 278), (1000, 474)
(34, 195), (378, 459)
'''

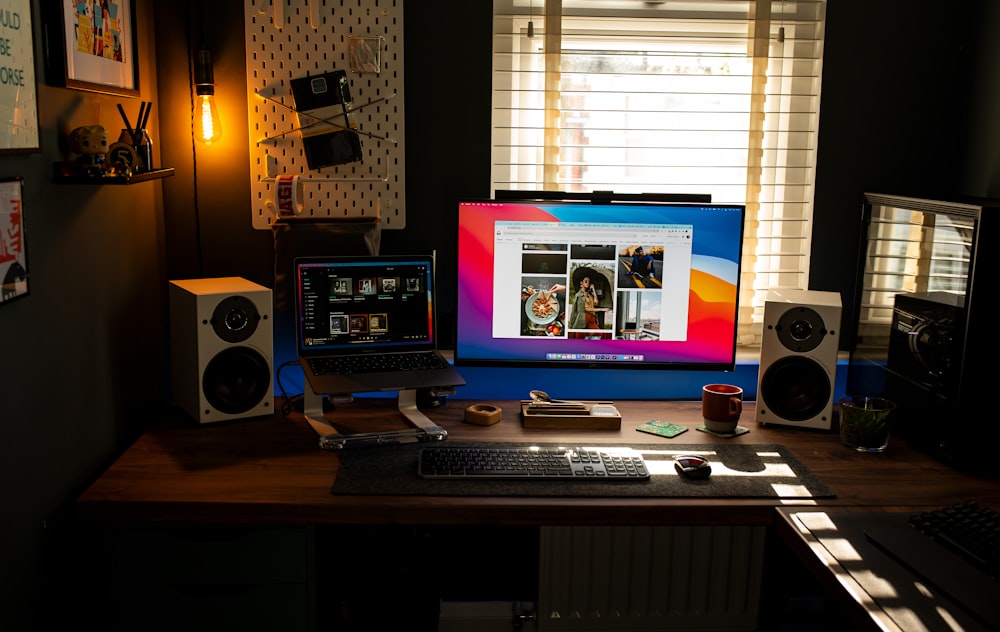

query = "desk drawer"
(111, 526), (312, 585)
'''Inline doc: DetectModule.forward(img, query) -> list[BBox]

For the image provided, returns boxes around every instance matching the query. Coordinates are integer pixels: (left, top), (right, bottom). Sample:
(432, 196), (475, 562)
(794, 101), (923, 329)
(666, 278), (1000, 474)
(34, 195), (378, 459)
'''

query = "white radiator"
(538, 526), (766, 631)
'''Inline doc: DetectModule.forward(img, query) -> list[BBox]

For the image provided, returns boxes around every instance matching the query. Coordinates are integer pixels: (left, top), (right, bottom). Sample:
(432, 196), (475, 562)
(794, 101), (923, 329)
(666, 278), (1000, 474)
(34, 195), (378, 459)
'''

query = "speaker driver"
(759, 355), (832, 422)
(775, 306), (827, 353)
(202, 346), (272, 415)
(211, 296), (261, 344)
(908, 314), (956, 377)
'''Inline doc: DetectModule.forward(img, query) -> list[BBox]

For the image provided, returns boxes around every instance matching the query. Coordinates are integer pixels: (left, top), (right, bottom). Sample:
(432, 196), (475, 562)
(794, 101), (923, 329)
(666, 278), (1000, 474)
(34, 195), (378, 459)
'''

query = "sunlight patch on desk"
(771, 484), (811, 497)
(824, 536), (864, 563)
(852, 569), (899, 599)
(934, 606), (964, 630)
(794, 511), (837, 531)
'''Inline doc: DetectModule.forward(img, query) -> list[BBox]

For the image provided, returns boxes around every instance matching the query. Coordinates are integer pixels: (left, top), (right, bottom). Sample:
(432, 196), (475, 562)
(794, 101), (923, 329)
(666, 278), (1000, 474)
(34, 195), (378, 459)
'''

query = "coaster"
(696, 424), (750, 438)
(636, 420), (688, 438)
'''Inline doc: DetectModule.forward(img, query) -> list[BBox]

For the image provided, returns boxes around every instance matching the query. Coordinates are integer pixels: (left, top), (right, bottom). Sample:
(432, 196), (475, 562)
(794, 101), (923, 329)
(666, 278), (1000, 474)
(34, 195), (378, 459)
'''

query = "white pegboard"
(244, 0), (405, 229)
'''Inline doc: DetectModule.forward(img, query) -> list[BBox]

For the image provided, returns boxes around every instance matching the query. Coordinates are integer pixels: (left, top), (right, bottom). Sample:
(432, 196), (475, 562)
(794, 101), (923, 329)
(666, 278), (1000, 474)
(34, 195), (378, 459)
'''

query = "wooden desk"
(72, 398), (1000, 632)
(75, 398), (1000, 526)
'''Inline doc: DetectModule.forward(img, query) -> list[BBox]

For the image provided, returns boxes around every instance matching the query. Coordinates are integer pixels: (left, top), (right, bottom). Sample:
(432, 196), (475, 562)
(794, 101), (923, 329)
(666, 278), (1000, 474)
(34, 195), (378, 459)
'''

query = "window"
(491, 0), (827, 347)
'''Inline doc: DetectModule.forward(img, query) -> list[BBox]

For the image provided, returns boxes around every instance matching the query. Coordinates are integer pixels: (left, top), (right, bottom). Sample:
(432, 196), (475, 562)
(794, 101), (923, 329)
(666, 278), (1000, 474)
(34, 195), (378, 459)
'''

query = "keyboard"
(909, 500), (1000, 578)
(417, 446), (650, 480)
(309, 351), (448, 376)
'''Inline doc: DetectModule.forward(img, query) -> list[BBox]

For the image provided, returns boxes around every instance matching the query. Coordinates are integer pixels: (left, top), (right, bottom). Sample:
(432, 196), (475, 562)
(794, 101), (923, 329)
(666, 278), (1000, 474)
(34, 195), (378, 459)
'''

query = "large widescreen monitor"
(455, 194), (746, 371)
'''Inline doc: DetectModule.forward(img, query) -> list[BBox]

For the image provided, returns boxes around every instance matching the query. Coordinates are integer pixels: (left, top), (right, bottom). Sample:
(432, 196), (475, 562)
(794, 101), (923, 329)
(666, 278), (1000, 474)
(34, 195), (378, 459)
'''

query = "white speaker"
(169, 277), (274, 423)
(756, 289), (841, 430)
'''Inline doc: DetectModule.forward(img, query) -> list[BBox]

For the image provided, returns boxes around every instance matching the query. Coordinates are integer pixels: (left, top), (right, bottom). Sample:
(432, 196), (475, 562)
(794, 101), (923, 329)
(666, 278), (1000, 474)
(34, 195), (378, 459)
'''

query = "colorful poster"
(0, 177), (28, 305)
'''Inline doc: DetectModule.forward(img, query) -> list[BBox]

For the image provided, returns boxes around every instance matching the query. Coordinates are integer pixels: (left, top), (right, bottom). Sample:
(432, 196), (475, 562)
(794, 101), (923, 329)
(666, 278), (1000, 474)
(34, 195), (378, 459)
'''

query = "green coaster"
(636, 420), (688, 438)
(696, 424), (750, 438)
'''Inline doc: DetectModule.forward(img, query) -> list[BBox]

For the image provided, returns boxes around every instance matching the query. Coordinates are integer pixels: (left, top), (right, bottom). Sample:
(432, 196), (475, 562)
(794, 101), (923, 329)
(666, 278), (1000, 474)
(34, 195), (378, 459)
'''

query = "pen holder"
(118, 128), (153, 172)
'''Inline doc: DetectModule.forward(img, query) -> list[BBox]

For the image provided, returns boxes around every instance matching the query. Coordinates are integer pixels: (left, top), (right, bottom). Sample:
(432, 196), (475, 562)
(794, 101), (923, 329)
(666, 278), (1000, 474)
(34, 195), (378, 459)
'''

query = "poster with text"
(0, 0), (39, 151)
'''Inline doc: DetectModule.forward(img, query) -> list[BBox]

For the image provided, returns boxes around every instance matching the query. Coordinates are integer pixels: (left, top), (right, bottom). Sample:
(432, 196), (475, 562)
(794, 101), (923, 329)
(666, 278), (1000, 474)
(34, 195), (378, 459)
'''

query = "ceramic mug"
(702, 384), (743, 433)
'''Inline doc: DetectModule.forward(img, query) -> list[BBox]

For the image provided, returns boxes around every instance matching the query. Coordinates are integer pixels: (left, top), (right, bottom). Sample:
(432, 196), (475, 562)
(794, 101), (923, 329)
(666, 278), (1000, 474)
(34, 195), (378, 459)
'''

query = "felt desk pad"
(331, 441), (835, 499)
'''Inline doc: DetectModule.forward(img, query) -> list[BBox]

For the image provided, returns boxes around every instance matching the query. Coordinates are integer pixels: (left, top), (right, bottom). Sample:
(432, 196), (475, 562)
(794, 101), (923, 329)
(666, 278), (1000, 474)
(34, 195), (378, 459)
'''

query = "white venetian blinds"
(491, 0), (827, 346)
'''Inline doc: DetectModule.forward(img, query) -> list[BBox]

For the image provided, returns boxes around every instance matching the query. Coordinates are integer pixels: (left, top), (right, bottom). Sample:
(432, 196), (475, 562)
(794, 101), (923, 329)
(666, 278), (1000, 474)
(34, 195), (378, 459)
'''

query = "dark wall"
(0, 1), (167, 629)
(384, 3), (493, 344)
(811, 1), (986, 330)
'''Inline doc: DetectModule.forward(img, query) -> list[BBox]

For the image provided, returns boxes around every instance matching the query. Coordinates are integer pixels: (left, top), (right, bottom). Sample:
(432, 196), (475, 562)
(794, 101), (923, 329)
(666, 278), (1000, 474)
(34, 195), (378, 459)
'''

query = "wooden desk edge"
(73, 398), (1000, 527)
(774, 508), (905, 632)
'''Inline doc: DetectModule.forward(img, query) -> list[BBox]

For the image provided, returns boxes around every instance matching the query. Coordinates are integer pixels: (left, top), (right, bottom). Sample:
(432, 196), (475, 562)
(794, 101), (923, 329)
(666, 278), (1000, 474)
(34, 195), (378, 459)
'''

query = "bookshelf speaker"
(169, 277), (274, 423)
(755, 289), (841, 430)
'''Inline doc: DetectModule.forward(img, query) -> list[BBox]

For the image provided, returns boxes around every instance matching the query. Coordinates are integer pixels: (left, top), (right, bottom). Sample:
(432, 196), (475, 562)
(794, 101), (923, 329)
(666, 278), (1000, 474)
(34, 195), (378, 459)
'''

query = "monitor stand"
(302, 388), (448, 449)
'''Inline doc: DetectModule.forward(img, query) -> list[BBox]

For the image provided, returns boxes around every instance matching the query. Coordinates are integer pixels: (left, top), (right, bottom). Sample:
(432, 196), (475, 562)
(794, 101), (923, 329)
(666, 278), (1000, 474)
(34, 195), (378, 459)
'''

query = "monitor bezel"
(454, 191), (745, 372)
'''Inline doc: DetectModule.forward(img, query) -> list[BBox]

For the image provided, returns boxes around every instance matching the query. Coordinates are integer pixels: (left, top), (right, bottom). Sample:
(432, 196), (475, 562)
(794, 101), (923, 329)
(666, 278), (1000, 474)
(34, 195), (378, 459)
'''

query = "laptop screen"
(295, 255), (437, 355)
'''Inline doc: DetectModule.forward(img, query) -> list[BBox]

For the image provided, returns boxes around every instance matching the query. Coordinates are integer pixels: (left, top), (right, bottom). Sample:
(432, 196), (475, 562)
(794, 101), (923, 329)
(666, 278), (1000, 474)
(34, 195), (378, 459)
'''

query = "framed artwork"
(0, 177), (29, 306)
(42, 0), (139, 97)
(0, 0), (41, 152)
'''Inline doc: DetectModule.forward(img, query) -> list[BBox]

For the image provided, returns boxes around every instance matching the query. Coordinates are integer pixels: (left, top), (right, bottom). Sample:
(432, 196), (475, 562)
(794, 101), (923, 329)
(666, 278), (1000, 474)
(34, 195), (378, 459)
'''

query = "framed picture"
(0, 0), (41, 152)
(0, 177), (29, 306)
(42, 0), (139, 97)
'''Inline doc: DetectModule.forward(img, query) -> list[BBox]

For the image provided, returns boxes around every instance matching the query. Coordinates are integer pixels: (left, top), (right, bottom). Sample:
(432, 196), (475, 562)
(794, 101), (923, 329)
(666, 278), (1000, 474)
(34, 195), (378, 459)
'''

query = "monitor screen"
(455, 196), (745, 370)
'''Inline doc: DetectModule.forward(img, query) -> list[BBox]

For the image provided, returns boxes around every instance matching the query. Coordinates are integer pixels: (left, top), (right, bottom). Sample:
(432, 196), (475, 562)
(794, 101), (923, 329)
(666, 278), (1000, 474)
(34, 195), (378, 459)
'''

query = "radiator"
(538, 526), (766, 632)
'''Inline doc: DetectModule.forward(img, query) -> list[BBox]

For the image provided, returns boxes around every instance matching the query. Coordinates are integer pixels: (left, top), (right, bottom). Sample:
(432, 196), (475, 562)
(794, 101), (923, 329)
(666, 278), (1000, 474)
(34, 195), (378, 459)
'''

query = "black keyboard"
(417, 446), (650, 480)
(309, 351), (447, 376)
(909, 500), (1000, 578)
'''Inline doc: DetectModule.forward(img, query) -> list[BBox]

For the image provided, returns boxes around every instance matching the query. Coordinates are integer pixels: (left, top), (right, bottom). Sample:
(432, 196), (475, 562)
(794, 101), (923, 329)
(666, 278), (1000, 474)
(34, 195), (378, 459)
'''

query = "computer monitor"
(455, 193), (746, 371)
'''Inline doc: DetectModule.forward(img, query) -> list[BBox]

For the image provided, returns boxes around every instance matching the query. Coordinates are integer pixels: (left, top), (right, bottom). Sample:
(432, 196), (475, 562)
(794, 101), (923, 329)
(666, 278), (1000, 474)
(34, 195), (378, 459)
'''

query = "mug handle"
(729, 397), (742, 416)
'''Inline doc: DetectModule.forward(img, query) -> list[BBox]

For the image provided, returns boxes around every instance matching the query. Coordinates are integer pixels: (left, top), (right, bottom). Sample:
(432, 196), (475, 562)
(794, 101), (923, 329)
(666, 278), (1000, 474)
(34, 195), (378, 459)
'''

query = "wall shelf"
(52, 168), (175, 185)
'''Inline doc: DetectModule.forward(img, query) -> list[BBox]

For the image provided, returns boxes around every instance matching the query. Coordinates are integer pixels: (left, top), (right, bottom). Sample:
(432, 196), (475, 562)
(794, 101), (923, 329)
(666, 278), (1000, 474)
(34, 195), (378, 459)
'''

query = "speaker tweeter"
(169, 277), (274, 423)
(756, 289), (841, 430)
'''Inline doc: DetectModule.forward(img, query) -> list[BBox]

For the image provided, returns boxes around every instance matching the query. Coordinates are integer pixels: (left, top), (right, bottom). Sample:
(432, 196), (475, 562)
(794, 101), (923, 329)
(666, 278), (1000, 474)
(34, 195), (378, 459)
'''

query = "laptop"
(294, 254), (465, 396)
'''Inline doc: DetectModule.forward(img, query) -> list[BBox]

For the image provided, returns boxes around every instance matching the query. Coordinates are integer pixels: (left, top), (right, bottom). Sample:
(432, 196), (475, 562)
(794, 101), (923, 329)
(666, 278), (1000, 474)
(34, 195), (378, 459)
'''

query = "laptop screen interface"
(296, 257), (435, 355)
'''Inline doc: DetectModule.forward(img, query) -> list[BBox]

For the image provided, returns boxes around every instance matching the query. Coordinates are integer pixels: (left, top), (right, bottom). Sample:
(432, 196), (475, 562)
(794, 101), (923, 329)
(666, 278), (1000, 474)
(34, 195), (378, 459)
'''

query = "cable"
(185, 0), (205, 276)
(275, 359), (304, 416)
(274, 358), (338, 416)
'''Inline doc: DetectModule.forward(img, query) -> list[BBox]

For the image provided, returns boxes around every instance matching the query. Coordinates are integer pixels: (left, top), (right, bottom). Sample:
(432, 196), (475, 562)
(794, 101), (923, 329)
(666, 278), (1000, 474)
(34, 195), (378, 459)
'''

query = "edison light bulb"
(193, 47), (222, 145)
(194, 93), (222, 145)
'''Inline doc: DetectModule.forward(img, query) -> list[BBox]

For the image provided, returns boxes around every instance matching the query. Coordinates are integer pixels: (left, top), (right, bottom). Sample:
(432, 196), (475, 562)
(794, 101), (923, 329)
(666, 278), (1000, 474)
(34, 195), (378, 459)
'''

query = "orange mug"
(702, 384), (743, 433)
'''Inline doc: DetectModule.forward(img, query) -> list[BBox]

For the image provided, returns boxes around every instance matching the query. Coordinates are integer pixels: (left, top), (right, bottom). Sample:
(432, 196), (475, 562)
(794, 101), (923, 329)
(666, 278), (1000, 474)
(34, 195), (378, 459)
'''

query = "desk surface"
(75, 398), (1000, 526)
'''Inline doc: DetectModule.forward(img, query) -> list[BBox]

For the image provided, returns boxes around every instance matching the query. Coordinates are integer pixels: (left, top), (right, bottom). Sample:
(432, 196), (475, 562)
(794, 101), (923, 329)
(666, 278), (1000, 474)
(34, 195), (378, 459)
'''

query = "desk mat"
(331, 442), (835, 499)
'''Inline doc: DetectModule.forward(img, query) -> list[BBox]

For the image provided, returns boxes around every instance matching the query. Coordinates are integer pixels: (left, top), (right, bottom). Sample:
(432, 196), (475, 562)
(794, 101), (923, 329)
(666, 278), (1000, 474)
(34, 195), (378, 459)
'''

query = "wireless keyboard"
(417, 446), (650, 480)
(909, 500), (1000, 578)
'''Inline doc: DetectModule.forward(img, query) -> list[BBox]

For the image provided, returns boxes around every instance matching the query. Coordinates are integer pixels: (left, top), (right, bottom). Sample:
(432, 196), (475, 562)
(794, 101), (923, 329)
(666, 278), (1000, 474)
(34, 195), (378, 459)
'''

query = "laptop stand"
(303, 388), (448, 449)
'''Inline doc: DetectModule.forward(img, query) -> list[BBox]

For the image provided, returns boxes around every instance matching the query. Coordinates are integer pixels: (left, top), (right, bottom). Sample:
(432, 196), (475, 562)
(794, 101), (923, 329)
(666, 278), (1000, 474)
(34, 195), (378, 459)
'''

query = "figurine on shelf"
(68, 125), (110, 177)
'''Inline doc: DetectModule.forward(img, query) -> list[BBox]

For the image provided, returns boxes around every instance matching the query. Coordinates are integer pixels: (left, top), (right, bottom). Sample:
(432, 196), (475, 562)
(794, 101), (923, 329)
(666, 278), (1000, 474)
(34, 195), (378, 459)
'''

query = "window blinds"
(491, 0), (827, 346)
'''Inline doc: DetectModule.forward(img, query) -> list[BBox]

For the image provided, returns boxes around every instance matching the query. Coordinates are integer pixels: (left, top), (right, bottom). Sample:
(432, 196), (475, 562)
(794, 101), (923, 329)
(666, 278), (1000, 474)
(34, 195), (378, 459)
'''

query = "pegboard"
(244, 0), (405, 229)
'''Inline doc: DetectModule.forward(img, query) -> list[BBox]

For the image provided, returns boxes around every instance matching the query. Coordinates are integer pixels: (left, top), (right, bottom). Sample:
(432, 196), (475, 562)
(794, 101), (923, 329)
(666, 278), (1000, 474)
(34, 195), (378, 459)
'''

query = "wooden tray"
(520, 401), (622, 430)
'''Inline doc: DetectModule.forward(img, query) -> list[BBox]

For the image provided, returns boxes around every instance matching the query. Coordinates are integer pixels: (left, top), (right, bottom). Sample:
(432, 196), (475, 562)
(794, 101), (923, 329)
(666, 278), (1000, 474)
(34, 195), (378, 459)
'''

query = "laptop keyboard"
(309, 351), (448, 376)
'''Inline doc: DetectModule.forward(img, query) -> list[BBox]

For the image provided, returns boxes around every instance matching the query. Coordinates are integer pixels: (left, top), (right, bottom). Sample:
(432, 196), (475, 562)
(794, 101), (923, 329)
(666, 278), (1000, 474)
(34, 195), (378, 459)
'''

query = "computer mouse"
(674, 455), (712, 479)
